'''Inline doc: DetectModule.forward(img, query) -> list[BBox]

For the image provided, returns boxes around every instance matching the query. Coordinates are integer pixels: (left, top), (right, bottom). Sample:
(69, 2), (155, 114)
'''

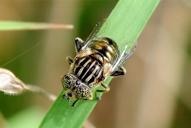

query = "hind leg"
(75, 37), (84, 52)
(111, 66), (126, 76)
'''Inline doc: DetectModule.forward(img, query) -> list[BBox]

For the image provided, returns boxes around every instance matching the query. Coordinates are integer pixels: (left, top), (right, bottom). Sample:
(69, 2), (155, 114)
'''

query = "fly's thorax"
(89, 37), (119, 64)
(62, 74), (93, 100)
(72, 55), (104, 86)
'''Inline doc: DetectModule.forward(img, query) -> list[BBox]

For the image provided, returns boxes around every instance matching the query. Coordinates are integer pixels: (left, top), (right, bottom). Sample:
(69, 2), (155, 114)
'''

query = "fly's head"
(62, 74), (93, 101)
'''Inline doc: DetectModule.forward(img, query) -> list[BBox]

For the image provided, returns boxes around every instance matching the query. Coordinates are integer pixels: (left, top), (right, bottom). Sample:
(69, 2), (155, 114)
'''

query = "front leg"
(101, 83), (110, 92)
(72, 99), (79, 107)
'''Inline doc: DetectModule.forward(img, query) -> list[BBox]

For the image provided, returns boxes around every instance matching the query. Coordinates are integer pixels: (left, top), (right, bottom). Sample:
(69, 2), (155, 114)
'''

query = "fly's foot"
(101, 83), (110, 92)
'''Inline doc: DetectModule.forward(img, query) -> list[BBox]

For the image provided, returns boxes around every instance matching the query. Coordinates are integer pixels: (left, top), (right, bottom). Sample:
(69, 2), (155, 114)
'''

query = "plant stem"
(24, 84), (56, 101)
(0, 21), (73, 31)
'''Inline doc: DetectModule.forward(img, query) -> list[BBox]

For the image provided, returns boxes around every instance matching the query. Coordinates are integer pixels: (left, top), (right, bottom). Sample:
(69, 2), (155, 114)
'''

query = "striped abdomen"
(72, 55), (104, 86)
(89, 37), (119, 64)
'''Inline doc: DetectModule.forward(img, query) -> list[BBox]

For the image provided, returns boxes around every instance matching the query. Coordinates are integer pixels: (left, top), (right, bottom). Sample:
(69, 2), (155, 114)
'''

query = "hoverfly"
(62, 24), (135, 106)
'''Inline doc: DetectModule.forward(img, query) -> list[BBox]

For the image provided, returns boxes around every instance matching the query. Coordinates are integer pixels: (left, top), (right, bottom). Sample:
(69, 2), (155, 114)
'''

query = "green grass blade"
(39, 0), (160, 128)
(0, 21), (73, 31)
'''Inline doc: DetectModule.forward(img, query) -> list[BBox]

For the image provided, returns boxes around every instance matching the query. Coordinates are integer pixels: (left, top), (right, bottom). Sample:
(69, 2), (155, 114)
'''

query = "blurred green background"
(0, 0), (191, 128)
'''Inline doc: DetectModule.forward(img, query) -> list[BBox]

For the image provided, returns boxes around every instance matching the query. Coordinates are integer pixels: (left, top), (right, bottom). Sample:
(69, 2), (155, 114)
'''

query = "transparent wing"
(112, 43), (137, 71)
(82, 20), (105, 50)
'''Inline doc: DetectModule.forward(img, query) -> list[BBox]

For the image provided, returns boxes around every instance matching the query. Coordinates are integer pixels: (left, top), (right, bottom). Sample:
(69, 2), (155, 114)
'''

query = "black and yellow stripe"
(73, 56), (103, 85)
(72, 37), (119, 87)
(90, 37), (119, 63)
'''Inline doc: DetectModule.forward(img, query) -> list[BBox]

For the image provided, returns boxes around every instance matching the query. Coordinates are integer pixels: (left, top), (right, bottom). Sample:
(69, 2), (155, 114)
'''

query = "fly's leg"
(95, 90), (104, 100)
(62, 94), (69, 101)
(72, 99), (79, 107)
(95, 83), (110, 100)
(66, 56), (74, 65)
(101, 83), (110, 92)
(111, 66), (126, 76)
(111, 44), (136, 76)
(63, 94), (79, 107)
(75, 37), (84, 52)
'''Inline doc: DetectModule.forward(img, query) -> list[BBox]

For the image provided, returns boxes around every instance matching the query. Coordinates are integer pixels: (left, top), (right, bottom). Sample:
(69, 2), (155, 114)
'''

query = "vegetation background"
(0, 0), (191, 128)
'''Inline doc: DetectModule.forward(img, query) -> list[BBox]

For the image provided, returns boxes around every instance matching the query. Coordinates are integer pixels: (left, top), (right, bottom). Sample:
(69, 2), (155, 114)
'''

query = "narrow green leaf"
(0, 21), (73, 31)
(40, 0), (160, 128)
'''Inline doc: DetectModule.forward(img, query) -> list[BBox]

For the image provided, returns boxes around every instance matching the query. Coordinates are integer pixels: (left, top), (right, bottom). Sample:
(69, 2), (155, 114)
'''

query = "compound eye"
(64, 75), (70, 84)
(63, 75), (72, 88)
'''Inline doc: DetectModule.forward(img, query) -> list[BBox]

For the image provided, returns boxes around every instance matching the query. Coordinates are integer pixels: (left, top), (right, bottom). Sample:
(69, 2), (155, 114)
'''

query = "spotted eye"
(63, 75), (72, 88)
(64, 75), (70, 84)
(82, 88), (88, 97)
